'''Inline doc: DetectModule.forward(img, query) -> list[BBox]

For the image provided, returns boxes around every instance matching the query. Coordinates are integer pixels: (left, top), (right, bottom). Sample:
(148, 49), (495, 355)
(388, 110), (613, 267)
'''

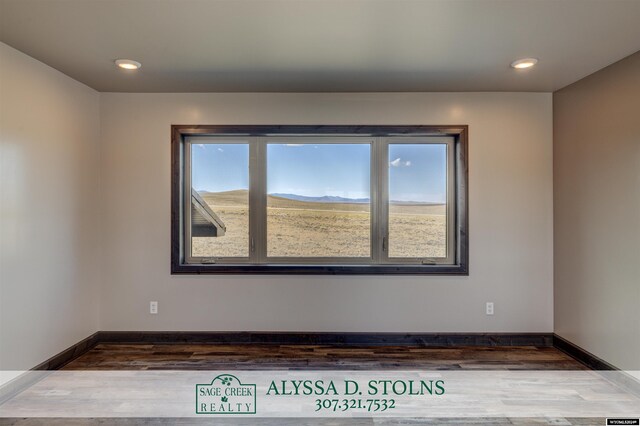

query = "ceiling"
(1, 0), (639, 93)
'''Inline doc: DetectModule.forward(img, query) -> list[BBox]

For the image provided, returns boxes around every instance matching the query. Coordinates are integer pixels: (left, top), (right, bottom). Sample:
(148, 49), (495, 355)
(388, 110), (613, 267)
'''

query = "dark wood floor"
(4, 345), (602, 425)
(62, 344), (587, 371)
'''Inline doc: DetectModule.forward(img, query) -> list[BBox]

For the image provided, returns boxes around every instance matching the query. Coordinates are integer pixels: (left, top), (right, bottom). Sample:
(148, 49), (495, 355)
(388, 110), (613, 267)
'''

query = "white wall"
(99, 92), (553, 332)
(0, 42), (101, 370)
(554, 52), (640, 371)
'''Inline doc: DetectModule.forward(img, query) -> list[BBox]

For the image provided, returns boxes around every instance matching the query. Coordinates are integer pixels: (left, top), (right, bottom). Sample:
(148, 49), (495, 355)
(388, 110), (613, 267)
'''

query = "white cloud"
(197, 144), (205, 149)
(390, 158), (412, 167)
(217, 147), (224, 152)
(285, 144), (304, 147)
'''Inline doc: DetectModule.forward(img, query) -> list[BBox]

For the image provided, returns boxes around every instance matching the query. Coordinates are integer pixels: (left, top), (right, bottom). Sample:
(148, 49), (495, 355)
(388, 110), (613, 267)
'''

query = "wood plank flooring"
(3, 345), (605, 425)
(62, 344), (587, 371)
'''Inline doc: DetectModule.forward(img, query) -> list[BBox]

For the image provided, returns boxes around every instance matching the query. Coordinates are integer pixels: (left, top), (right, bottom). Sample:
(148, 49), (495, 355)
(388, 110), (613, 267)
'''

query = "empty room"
(0, 0), (639, 424)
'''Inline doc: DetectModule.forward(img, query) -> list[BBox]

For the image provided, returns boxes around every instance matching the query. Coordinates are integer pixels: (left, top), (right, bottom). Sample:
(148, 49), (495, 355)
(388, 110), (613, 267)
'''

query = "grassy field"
(192, 190), (446, 258)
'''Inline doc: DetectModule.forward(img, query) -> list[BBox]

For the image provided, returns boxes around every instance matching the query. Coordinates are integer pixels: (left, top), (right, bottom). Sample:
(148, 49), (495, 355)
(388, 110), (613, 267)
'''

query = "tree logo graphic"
(196, 374), (256, 414)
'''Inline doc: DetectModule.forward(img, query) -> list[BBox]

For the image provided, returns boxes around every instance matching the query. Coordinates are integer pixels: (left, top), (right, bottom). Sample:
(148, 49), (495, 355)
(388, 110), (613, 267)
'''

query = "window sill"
(171, 263), (469, 275)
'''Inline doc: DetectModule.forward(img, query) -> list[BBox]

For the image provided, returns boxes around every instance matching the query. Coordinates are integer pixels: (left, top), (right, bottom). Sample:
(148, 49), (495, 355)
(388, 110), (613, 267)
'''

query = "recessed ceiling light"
(510, 58), (538, 69)
(115, 59), (142, 70)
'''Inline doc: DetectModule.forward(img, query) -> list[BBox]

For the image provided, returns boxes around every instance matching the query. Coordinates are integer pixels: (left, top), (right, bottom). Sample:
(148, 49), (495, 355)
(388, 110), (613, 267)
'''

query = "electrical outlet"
(486, 302), (494, 316)
(150, 301), (158, 314)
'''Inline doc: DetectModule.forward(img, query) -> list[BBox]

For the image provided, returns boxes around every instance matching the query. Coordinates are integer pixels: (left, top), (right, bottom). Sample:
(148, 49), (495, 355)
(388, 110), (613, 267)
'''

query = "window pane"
(191, 143), (249, 257)
(267, 143), (371, 258)
(388, 144), (447, 258)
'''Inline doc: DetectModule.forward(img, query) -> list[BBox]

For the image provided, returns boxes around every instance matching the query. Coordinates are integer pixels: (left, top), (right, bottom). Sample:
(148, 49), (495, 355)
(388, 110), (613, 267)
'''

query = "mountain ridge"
(198, 189), (443, 205)
(270, 193), (370, 204)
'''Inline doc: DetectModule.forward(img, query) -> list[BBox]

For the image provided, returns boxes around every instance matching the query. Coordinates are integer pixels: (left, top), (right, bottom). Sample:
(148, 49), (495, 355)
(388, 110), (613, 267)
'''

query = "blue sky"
(192, 143), (250, 192)
(192, 143), (446, 203)
(267, 144), (370, 199)
(389, 144), (446, 203)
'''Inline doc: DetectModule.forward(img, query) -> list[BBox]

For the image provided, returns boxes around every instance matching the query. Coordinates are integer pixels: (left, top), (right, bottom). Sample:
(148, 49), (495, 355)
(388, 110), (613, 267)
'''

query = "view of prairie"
(266, 195), (371, 258)
(192, 190), (446, 258)
(193, 190), (250, 258)
(388, 202), (446, 258)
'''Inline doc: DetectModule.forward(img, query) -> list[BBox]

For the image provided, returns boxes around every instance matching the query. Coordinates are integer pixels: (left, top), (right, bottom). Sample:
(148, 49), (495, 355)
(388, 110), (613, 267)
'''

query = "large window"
(172, 126), (468, 275)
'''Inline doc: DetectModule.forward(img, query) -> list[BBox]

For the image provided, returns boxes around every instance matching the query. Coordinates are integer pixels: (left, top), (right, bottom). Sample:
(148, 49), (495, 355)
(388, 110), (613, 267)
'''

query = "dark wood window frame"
(171, 125), (468, 275)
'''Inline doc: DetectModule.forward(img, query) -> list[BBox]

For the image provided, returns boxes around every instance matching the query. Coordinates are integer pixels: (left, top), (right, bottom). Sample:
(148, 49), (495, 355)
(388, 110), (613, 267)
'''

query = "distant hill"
(270, 193), (370, 204)
(270, 193), (443, 206)
(198, 189), (248, 205)
(196, 189), (445, 214)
